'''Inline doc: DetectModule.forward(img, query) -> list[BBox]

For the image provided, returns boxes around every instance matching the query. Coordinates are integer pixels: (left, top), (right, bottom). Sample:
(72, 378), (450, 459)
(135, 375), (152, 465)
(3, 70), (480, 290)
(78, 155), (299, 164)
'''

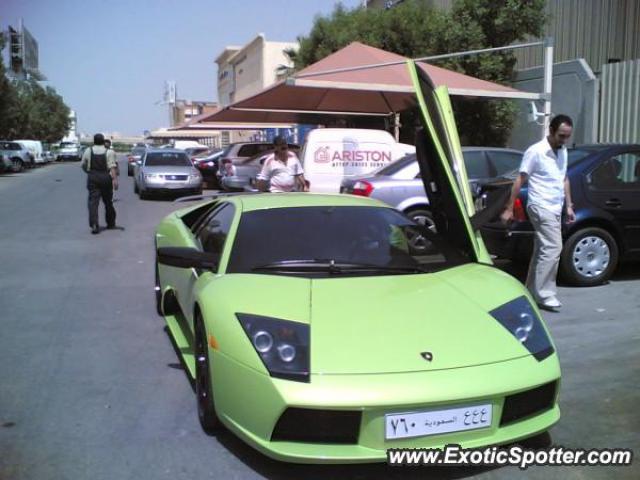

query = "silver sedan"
(134, 149), (202, 200)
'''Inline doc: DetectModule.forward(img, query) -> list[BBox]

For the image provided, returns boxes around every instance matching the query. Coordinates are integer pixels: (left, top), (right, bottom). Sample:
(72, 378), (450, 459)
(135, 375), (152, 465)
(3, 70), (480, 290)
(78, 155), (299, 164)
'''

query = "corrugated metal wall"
(599, 59), (640, 143)
(515, 0), (640, 72)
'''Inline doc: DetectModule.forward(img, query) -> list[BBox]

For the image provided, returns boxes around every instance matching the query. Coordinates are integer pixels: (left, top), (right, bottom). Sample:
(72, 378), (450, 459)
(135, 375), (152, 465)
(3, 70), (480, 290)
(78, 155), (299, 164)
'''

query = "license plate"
(385, 404), (492, 440)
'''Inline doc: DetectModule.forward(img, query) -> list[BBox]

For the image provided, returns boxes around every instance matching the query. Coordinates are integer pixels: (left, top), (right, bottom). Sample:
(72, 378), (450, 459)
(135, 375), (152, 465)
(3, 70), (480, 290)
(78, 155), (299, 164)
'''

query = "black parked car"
(479, 144), (640, 286)
(191, 149), (224, 188)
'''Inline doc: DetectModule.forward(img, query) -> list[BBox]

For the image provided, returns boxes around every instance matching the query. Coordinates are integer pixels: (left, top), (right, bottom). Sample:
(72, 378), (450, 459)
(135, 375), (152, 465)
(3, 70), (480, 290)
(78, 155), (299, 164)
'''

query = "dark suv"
(480, 144), (640, 286)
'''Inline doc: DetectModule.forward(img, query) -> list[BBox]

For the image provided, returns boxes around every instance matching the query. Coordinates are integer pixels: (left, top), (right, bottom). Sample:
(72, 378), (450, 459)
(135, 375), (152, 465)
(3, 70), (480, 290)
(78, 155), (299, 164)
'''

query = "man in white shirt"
(257, 136), (308, 193)
(501, 115), (576, 310)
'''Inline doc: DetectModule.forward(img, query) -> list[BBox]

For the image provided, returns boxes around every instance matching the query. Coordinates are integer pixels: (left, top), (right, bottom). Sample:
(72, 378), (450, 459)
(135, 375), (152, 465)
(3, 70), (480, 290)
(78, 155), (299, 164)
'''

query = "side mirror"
(157, 247), (218, 270)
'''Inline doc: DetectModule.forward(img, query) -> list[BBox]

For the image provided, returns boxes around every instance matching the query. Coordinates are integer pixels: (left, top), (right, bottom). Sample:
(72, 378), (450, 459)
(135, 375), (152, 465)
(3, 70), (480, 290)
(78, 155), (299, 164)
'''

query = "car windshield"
(145, 152), (191, 167)
(227, 206), (469, 278)
(374, 154), (416, 176)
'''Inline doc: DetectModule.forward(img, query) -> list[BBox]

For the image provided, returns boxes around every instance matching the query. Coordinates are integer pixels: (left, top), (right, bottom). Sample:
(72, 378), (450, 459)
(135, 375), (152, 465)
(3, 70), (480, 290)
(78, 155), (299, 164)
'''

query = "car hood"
(215, 264), (535, 375)
(142, 166), (196, 175)
(309, 264), (531, 374)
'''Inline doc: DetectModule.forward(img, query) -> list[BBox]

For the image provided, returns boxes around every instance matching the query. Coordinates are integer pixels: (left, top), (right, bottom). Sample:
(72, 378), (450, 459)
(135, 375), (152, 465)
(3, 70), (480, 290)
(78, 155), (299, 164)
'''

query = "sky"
(2, 0), (364, 136)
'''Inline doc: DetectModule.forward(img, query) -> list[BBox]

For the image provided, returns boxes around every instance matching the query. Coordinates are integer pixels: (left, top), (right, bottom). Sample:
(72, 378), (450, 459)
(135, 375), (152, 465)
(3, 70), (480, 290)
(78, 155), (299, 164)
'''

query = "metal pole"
(393, 113), (400, 141)
(416, 41), (545, 62)
(542, 36), (554, 138)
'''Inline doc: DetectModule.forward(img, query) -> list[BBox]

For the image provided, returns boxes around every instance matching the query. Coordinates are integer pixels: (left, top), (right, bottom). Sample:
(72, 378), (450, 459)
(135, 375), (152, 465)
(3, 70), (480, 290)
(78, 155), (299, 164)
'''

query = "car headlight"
(489, 296), (554, 361)
(144, 173), (159, 179)
(236, 313), (309, 382)
(189, 173), (201, 180)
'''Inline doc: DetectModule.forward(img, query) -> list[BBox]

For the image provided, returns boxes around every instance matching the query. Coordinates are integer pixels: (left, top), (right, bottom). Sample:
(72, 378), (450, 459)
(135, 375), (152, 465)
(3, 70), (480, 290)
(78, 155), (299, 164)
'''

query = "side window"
(487, 151), (522, 177)
(238, 145), (257, 157)
(462, 151), (490, 179)
(589, 153), (640, 189)
(184, 202), (218, 231)
(196, 203), (235, 255)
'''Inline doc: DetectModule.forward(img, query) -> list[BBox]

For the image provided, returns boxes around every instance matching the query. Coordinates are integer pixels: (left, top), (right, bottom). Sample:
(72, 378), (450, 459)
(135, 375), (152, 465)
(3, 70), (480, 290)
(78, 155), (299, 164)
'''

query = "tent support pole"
(542, 37), (554, 138)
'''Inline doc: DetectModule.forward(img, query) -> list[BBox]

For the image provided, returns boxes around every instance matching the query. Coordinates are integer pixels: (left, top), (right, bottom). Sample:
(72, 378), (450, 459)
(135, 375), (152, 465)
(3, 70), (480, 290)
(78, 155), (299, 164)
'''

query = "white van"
(299, 128), (415, 193)
(172, 140), (209, 151)
(15, 140), (45, 164)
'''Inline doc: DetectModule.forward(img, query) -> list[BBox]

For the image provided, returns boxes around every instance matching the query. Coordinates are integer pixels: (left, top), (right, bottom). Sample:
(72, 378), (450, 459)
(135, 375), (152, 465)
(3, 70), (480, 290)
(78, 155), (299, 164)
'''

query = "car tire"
(139, 189), (148, 200)
(194, 312), (221, 434)
(11, 158), (23, 173)
(134, 181), (139, 194)
(405, 208), (436, 254)
(155, 261), (163, 316)
(560, 227), (619, 286)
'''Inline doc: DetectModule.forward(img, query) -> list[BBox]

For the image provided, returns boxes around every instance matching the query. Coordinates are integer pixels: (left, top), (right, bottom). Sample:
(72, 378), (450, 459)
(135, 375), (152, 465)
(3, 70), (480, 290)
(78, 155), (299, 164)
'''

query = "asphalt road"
(1, 160), (638, 480)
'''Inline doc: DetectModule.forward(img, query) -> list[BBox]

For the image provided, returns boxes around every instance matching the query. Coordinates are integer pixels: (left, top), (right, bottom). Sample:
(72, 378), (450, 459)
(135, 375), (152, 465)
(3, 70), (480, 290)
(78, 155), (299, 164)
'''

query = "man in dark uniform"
(81, 133), (118, 234)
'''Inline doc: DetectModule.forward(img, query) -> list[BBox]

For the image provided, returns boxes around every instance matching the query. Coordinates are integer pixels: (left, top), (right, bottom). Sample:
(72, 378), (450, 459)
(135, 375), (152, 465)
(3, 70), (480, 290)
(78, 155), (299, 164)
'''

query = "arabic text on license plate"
(385, 404), (492, 440)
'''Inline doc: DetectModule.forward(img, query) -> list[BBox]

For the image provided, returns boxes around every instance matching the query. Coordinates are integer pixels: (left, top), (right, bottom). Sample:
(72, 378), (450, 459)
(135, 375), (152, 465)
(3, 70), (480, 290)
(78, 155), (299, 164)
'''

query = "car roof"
(570, 143), (640, 151)
(222, 193), (388, 212)
(145, 148), (188, 154)
(462, 146), (523, 153)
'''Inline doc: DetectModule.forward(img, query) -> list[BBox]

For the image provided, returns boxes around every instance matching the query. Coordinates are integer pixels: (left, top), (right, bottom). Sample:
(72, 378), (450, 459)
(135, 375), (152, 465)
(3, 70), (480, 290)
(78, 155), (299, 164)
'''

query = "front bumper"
(57, 153), (80, 161)
(212, 351), (561, 464)
(143, 178), (202, 194)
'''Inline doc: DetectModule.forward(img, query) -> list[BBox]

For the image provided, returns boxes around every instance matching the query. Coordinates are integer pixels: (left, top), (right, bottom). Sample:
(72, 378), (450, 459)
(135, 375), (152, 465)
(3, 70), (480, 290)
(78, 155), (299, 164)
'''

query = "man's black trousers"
(87, 171), (116, 228)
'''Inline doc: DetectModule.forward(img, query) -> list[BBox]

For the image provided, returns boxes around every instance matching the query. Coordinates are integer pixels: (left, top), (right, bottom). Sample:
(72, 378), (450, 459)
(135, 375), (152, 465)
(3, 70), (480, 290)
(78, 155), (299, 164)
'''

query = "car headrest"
(611, 158), (622, 175)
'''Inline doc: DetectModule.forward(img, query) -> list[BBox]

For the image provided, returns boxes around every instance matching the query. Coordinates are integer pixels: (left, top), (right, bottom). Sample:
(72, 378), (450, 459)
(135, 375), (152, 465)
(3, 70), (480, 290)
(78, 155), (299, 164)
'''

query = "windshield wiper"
(251, 259), (425, 274)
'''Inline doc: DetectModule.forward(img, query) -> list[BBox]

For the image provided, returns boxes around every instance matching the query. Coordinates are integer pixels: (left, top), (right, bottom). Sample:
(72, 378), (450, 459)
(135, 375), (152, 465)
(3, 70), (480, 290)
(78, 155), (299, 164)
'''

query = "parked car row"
(0, 140), (62, 173)
(134, 132), (638, 288)
(195, 129), (415, 193)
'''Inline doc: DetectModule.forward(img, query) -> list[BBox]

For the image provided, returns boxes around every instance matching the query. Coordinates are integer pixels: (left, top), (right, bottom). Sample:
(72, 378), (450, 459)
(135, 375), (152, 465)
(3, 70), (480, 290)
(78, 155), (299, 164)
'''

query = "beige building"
(215, 34), (297, 108)
(169, 100), (218, 127)
(215, 35), (298, 144)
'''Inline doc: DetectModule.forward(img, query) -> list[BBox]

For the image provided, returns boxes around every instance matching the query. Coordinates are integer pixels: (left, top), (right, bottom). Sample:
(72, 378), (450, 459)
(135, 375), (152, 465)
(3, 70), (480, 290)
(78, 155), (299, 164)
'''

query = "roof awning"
(169, 122), (295, 131)
(148, 129), (222, 139)
(196, 42), (540, 125)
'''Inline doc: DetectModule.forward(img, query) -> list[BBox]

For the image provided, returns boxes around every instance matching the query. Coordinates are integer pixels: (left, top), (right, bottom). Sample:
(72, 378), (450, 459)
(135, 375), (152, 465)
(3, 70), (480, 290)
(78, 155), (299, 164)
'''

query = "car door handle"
(605, 198), (622, 207)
